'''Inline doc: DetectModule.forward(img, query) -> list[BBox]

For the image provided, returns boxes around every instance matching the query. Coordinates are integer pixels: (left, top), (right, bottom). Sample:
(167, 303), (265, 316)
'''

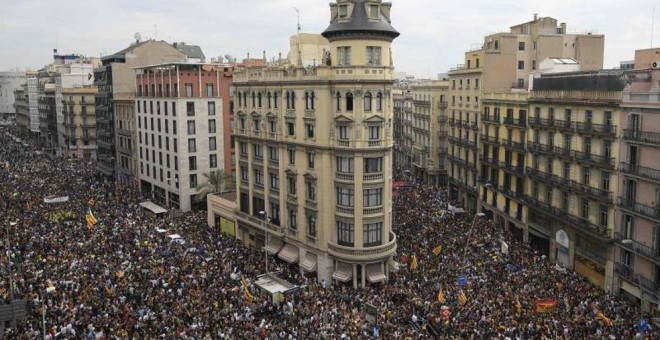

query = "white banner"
(43, 196), (70, 204)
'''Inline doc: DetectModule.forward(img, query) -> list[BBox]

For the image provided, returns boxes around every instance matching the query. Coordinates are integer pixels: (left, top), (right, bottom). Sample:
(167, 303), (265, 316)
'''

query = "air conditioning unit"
(652, 61), (660, 69)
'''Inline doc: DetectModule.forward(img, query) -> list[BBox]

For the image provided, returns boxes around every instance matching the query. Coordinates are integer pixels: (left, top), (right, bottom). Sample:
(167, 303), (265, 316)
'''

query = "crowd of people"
(0, 125), (658, 339)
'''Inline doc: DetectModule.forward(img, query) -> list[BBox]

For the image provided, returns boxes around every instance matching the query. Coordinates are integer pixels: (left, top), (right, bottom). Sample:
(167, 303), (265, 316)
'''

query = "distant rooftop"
(173, 42), (205, 61)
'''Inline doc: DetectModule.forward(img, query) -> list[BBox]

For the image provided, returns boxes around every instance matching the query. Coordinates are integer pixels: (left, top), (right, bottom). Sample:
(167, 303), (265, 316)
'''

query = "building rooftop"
(173, 42), (205, 61)
(322, 0), (399, 41)
(533, 70), (627, 92)
(102, 41), (149, 62)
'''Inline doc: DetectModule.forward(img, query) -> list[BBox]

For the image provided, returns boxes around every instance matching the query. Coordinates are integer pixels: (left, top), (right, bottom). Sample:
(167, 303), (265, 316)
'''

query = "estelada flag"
(458, 289), (467, 305)
(595, 309), (613, 327)
(437, 288), (446, 304)
(535, 299), (558, 313)
(432, 245), (443, 256)
(515, 295), (523, 314)
(410, 255), (418, 270)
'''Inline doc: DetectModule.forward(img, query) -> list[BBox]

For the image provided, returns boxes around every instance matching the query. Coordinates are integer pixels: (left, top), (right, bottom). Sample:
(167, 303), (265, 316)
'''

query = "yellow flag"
(437, 288), (446, 304)
(458, 289), (467, 305)
(432, 245), (443, 256)
(410, 255), (418, 270)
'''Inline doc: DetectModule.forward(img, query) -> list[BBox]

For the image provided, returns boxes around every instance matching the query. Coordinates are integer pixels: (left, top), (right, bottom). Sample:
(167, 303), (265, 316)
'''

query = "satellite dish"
(134, 32), (142, 43)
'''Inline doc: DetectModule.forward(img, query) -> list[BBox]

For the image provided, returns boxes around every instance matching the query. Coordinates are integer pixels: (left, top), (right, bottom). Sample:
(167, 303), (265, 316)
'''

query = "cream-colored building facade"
(448, 16), (604, 211)
(61, 86), (98, 159)
(212, 0), (399, 288)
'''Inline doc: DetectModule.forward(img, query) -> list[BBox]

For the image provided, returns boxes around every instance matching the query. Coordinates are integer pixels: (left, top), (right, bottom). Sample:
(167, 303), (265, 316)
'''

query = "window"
(206, 84), (213, 97)
(346, 93), (354, 111)
(584, 137), (592, 154)
(252, 92), (256, 107)
(239, 118), (246, 130)
(562, 191), (569, 211)
(369, 4), (379, 18)
(187, 120), (196, 135)
(581, 198), (589, 219)
(189, 174), (197, 188)
(600, 205), (609, 227)
(338, 125), (349, 140)
(253, 119), (260, 131)
(368, 126), (380, 140)
(286, 91), (296, 109)
(186, 102), (195, 116)
(601, 171), (611, 191)
(288, 149), (295, 165)
(208, 102), (215, 116)
(209, 137), (217, 151)
(273, 92), (278, 109)
(269, 147), (279, 162)
(307, 214), (317, 238)
(207, 154), (216, 168)
(305, 91), (315, 110)
(255, 169), (264, 185)
(305, 123), (315, 139)
(582, 167), (591, 185)
(241, 166), (248, 181)
(338, 46), (351, 66)
(336, 187), (354, 207)
(364, 92), (372, 111)
(363, 188), (383, 207)
(366, 46), (381, 65)
(364, 222), (383, 247)
(364, 157), (382, 173)
(239, 142), (248, 156)
(257, 92), (262, 108)
(337, 221), (354, 246)
(517, 79), (524, 88)
(306, 181), (316, 201)
(307, 152), (315, 168)
(288, 209), (297, 230)
(336, 156), (354, 173)
(376, 92), (383, 111)
(518, 41), (525, 51)
(270, 173), (279, 189)
(604, 140), (612, 158)
(189, 156), (197, 171)
(185, 84), (193, 97)
(288, 176), (297, 195)
(188, 138), (196, 153)
(336, 92), (342, 111)
(286, 121), (295, 136)
(339, 4), (348, 18)
(253, 144), (263, 159)
(518, 61), (524, 70)
(172, 102), (176, 116)
(269, 120), (277, 133)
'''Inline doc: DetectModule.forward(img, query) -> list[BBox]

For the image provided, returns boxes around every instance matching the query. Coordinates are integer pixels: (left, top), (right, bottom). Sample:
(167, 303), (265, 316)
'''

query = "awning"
(332, 262), (353, 282)
(366, 263), (387, 283)
(300, 252), (318, 272)
(277, 243), (300, 263)
(265, 237), (284, 255)
(139, 201), (168, 214)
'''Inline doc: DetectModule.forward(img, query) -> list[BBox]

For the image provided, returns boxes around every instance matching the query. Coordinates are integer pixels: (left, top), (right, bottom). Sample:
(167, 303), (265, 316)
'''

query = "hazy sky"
(0, 0), (658, 77)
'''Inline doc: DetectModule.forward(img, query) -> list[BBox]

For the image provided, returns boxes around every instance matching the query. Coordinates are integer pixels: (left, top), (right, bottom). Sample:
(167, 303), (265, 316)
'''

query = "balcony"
(571, 150), (614, 169)
(336, 205), (354, 215)
(235, 211), (284, 236)
(480, 134), (500, 146)
(336, 139), (352, 148)
(117, 128), (131, 136)
(368, 140), (383, 147)
(469, 122), (479, 131)
(551, 119), (575, 132)
(636, 275), (660, 295)
(363, 173), (384, 182)
(500, 162), (524, 175)
(335, 172), (354, 181)
(623, 129), (660, 146)
(501, 139), (525, 152)
(525, 196), (611, 240)
(614, 262), (632, 278)
(482, 115), (499, 125)
(620, 162), (660, 184)
(467, 140), (478, 151)
(576, 122), (616, 136)
(438, 115), (448, 124)
(618, 196), (660, 223)
(363, 206), (384, 215)
(614, 232), (660, 265)
(527, 141), (553, 155)
(328, 231), (397, 262)
(553, 146), (572, 160)
(448, 118), (457, 127)
(528, 117), (550, 129)
(479, 156), (498, 167)
(526, 167), (611, 204)
(503, 117), (527, 128)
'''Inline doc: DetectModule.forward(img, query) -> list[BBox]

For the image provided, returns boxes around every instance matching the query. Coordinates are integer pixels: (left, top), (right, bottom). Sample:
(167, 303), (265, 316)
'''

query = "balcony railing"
(618, 196), (660, 223)
(620, 162), (660, 183)
(363, 173), (384, 181)
(614, 232), (660, 264)
(480, 134), (500, 146)
(368, 140), (383, 147)
(336, 172), (354, 181)
(327, 231), (397, 262)
(614, 262), (632, 278)
(469, 122), (479, 131)
(235, 211), (283, 235)
(528, 117), (551, 129)
(572, 150), (614, 168)
(482, 115), (500, 124)
(527, 141), (553, 155)
(553, 146), (572, 159)
(526, 167), (612, 204)
(337, 139), (351, 148)
(479, 156), (498, 167)
(623, 129), (660, 145)
(501, 139), (525, 151)
(576, 122), (616, 136)
(500, 162), (524, 175)
(503, 117), (527, 128)
(363, 206), (384, 215)
(636, 275), (660, 294)
(551, 119), (575, 132)
(336, 205), (354, 215)
(448, 118), (457, 126)
(525, 196), (611, 239)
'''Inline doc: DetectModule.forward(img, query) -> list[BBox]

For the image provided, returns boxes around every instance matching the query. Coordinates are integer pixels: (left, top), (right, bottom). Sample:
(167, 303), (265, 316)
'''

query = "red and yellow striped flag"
(515, 295), (522, 314)
(458, 289), (467, 305)
(241, 275), (254, 303)
(437, 288), (446, 304)
(410, 255), (418, 270)
(432, 245), (443, 256)
(595, 309), (613, 327)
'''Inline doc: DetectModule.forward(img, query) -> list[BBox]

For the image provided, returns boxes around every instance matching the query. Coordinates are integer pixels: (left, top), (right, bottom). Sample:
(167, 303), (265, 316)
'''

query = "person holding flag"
(85, 208), (98, 228)
(437, 287), (446, 304)
(410, 254), (418, 271)
(458, 289), (467, 305)
(432, 245), (442, 257)
(241, 275), (254, 303)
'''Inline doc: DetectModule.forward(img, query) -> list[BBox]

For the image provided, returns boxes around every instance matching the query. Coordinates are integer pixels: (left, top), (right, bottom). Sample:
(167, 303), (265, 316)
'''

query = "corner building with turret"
(211, 0), (399, 288)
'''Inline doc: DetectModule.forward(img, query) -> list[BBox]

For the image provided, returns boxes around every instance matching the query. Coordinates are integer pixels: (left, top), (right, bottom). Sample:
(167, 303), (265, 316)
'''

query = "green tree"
(196, 169), (233, 201)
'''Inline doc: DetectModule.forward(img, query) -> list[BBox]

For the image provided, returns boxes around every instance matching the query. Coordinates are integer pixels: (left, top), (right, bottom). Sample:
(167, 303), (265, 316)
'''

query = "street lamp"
(259, 210), (269, 273)
(6, 221), (17, 329)
(461, 212), (486, 273)
(38, 286), (56, 339)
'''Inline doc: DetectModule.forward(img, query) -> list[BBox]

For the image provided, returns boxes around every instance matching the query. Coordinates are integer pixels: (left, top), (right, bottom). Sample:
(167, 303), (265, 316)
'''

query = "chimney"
(560, 23), (567, 34)
(534, 13), (538, 20)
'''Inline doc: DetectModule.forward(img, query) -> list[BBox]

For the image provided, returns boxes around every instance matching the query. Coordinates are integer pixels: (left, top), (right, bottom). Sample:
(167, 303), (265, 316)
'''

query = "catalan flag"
(410, 254), (418, 271)
(432, 245), (443, 257)
(515, 295), (522, 314)
(241, 275), (254, 303)
(595, 309), (613, 327)
(458, 289), (467, 305)
(85, 208), (98, 228)
(437, 288), (446, 304)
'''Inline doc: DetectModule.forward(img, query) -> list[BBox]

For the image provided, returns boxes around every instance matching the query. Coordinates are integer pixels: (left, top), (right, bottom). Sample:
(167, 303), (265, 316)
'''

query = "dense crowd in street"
(0, 126), (658, 339)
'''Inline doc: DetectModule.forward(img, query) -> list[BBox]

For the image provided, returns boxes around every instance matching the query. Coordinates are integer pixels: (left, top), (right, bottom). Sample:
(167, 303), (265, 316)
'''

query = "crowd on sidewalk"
(0, 127), (657, 339)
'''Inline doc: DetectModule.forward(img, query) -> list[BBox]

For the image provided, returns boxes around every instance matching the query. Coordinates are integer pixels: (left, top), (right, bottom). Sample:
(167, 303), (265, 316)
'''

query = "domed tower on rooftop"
(322, 0), (399, 68)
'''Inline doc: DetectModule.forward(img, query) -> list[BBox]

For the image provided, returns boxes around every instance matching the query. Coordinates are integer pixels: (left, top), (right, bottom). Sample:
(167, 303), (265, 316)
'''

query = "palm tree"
(196, 169), (233, 201)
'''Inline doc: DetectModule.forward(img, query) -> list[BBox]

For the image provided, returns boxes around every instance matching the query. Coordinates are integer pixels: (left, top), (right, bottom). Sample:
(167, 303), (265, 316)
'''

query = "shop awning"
(139, 201), (168, 215)
(265, 237), (284, 255)
(366, 263), (387, 283)
(332, 262), (353, 282)
(277, 243), (300, 263)
(300, 252), (318, 272)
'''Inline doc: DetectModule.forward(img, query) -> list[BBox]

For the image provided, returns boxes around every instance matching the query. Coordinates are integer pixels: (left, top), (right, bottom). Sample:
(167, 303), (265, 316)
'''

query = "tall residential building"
(615, 67), (660, 313)
(135, 62), (226, 212)
(61, 86), (98, 159)
(0, 72), (27, 117)
(95, 40), (187, 182)
(448, 16), (604, 211)
(26, 72), (39, 135)
(210, 0), (400, 288)
(409, 80), (449, 186)
(37, 82), (56, 152)
(13, 85), (28, 130)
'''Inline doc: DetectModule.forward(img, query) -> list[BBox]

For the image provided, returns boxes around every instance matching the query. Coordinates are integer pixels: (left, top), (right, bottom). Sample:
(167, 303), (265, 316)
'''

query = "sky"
(0, 0), (658, 78)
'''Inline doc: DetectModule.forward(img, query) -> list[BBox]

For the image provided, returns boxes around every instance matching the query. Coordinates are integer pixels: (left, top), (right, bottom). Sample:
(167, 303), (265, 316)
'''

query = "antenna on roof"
(652, 6), (656, 48)
(293, 7), (303, 66)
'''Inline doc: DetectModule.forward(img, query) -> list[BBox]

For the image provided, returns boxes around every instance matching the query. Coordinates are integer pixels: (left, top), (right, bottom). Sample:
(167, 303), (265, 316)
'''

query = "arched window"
(257, 92), (262, 108)
(346, 92), (354, 112)
(364, 92), (372, 112)
(336, 92), (342, 112)
(238, 92), (242, 107)
(376, 92), (383, 112)
(273, 92), (279, 109)
(286, 91), (291, 109)
(305, 91), (315, 110)
(290, 91), (296, 109)
(251, 92), (256, 107)
(267, 92), (272, 108)
(310, 92), (315, 110)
